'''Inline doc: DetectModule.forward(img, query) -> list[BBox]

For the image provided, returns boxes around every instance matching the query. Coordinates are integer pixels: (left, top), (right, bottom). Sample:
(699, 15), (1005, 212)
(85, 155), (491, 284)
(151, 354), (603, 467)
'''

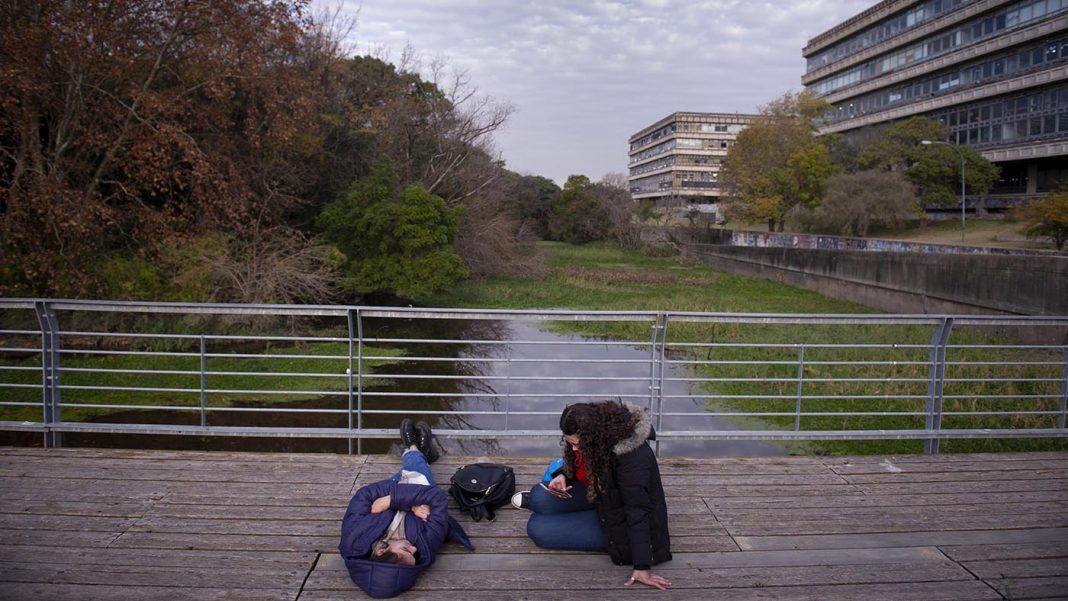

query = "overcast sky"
(316, 0), (877, 185)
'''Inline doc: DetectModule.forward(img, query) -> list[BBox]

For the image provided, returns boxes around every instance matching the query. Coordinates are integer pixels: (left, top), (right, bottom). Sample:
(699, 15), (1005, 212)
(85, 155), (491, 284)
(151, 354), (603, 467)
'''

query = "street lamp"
(920, 140), (967, 244)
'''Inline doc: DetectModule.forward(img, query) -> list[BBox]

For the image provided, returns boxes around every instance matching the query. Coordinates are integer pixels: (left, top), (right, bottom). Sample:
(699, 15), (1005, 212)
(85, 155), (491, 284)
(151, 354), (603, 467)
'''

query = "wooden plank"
(714, 502), (1068, 521)
(856, 480), (1068, 495)
(298, 580), (1003, 600)
(0, 499), (150, 517)
(720, 514), (1068, 536)
(0, 583), (295, 601)
(0, 562), (306, 589)
(939, 541), (1068, 562)
(839, 469), (1068, 484)
(315, 546), (954, 572)
(0, 529), (121, 548)
(0, 466), (352, 484)
(0, 514), (139, 532)
(704, 490), (1068, 509)
(985, 575), (1068, 600)
(127, 516), (338, 536)
(0, 545), (314, 568)
(820, 452), (1068, 465)
(307, 561), (975, 591)
(735, 527), (1068, 551)
(145, 503), (343, 520)
(965, 557), (1068, 579)
(828, 458), (1068, 474)
(108, 531), (337, 552)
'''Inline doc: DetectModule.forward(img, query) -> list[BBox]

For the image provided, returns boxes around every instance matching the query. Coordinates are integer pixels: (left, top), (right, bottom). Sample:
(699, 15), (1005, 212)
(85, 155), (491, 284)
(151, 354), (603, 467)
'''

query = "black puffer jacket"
(583, 402), (672, 569)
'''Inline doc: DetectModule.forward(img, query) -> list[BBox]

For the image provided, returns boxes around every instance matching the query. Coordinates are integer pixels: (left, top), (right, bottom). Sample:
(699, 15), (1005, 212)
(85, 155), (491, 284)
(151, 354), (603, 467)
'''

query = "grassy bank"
(429, 242), (1066, 455)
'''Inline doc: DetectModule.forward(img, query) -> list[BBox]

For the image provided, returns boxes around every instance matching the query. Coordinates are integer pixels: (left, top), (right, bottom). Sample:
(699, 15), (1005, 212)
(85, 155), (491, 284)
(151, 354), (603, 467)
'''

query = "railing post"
(199, 336), (207, 427)
(652, 313), (670, 457)
(925, 318), (954, 454)
(795, 345), (806, 432)
(33, 301), (62, 448)
(1059, 330), (1067, 430)
(346, 310), (356, 455)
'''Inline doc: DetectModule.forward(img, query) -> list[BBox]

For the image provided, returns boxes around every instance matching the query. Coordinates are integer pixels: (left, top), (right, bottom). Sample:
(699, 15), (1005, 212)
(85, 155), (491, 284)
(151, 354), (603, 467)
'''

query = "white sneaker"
(510, 491), (530, 510)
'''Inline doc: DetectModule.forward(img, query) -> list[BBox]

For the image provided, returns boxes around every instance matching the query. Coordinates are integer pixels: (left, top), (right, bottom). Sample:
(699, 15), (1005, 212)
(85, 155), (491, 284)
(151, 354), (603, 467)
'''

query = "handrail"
(1, 299), (1066, 454)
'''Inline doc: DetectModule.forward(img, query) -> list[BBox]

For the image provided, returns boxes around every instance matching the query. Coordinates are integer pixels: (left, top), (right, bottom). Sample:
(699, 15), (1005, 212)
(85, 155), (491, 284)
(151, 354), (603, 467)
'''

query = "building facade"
(627, 112), (756, 211)
(803, 0), (1068, 207)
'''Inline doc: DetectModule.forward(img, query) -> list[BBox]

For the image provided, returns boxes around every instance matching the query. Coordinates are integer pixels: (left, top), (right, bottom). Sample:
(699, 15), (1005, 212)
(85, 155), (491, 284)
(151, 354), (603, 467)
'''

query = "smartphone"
(539, 481), (572, 499)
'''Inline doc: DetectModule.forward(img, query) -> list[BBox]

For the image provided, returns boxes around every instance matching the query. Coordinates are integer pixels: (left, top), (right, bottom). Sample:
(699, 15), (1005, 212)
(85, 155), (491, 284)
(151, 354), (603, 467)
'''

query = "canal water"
(9, 319), (786, 458)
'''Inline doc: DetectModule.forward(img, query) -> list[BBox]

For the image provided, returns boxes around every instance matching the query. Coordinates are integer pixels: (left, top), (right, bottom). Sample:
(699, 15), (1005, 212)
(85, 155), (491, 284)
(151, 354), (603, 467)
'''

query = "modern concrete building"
(627, 112), (756, 213)
(803, 0), (1068, 209)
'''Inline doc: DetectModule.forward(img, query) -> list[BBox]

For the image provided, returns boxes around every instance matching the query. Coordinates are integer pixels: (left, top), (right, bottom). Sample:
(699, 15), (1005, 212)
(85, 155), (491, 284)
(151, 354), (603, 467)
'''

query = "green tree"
(858, 117), (999, 208)
(720, 91), (841, 231)
(1013, 185), (1068, 250)
(548, 175), (613, 244)
(505, 173), (561, 239)
(316, 161), (467, 298)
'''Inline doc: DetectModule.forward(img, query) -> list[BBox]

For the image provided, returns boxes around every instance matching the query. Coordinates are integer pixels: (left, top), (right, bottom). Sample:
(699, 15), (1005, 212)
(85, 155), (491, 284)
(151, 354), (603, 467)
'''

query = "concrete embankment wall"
(684, 244), (1068, 316)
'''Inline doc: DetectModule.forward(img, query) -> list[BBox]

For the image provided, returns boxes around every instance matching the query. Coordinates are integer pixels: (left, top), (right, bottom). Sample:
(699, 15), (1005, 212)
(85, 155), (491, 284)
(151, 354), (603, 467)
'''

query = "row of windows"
(628, 154), (725, 178)
(674, 122), (746, 134)
(629, 173), (674, 194)
(629, 138), (734, 164)
(629, 139), (676, 163)
(947, 111), (1068, 145)
(806, 0), (969, 74)
(810, 0), (1067, 97)
(629, 172), (720, 195)
(629, 156), (674, 177)
(629, 123), (675, 151)
(929, 85), (1068, 146)
(826, 36), (1068, 123)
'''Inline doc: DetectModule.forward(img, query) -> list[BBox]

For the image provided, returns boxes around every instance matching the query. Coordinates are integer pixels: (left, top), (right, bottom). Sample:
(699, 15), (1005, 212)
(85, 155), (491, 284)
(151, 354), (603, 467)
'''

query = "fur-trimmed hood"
(612, 401), (654, 456)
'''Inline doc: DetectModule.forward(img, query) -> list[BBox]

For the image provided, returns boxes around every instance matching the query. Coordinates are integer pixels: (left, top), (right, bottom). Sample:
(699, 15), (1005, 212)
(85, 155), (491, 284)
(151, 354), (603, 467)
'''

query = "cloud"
(316, 0), (875, 184)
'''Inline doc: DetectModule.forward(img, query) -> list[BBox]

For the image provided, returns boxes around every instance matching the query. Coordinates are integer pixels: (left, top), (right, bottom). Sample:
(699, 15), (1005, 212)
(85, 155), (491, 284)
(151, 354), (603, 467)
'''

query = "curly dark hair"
(560, 400), (636, 502)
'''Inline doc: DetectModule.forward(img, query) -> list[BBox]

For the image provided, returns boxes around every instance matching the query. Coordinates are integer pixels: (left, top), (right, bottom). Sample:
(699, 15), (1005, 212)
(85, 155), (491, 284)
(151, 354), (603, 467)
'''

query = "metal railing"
(1, 299), (1066, 454)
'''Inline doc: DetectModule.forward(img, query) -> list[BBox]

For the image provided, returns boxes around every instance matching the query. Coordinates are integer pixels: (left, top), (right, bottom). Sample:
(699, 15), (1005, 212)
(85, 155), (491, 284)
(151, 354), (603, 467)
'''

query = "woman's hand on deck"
(626, 569), (672, 590)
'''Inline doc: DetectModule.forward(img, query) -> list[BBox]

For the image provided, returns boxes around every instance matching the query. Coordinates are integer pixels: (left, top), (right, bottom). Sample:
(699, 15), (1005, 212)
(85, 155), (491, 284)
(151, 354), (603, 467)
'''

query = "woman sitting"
(513, 400), (673, 590)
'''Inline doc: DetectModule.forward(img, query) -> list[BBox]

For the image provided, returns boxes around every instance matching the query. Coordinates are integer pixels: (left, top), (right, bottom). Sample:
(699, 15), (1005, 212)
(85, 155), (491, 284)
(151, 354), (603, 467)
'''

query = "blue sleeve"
(339, 479), (395, 558)
(389, 483), (448, 511)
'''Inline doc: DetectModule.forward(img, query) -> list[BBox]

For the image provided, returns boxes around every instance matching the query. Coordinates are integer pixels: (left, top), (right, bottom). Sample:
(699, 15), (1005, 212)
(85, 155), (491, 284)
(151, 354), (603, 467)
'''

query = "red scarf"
(574, 450), (588, 485)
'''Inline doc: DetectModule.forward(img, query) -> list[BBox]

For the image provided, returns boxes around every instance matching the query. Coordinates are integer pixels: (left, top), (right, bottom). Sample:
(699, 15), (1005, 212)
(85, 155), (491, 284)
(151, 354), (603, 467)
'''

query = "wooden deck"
(0, 447), (1066, 600)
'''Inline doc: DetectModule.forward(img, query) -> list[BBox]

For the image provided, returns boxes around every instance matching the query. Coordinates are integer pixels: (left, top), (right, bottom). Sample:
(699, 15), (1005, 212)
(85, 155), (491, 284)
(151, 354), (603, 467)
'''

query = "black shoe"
(511, 491), (531, 510)
(400, 418), (418, 449)
(415, 421), (440, 463)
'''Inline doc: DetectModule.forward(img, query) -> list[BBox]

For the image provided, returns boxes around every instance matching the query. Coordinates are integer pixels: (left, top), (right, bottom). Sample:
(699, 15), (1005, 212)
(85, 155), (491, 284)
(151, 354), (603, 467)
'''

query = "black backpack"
(449, 463), (516, 522)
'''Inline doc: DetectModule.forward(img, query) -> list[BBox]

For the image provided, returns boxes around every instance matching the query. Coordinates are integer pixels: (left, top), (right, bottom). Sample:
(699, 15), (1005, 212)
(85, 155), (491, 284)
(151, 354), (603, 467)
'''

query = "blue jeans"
(525, 482), (606, 552)
(390, 449), (436, 487)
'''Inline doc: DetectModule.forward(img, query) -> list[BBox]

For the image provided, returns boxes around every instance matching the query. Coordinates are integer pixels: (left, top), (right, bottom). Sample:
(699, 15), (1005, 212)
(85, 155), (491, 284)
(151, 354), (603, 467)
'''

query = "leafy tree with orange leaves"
(1013, 185), (1068, 251)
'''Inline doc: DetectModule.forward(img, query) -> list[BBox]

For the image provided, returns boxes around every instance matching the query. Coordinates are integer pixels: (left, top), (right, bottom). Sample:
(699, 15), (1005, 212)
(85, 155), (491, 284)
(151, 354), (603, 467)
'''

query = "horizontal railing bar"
(2, 421), (1064, 440)
(668, 342), (932, 349)
(6, 299), (1068, 325)
(666, 376), (930, 383)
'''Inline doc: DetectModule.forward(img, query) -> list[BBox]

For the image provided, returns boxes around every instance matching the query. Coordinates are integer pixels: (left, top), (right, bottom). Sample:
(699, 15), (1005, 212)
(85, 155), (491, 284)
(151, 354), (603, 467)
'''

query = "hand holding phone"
(538, 478), (572, 501)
